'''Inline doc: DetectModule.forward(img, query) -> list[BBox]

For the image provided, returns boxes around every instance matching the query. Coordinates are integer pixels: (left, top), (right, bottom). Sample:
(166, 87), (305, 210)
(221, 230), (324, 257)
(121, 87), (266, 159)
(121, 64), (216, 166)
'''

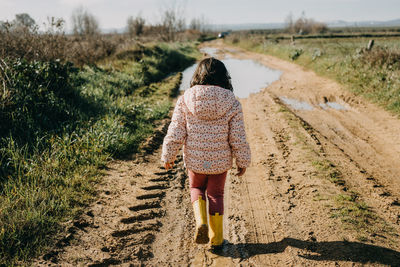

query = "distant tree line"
(126, 8), (209, 41)
(0, 6), (211, 66)
(0, 5), (210, 42)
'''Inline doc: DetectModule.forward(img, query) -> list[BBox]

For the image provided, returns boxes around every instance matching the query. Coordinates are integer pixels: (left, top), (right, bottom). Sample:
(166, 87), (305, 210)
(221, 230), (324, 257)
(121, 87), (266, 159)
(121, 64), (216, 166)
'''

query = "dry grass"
(359, 46), (400, 69)
(0, 25), (131, 67)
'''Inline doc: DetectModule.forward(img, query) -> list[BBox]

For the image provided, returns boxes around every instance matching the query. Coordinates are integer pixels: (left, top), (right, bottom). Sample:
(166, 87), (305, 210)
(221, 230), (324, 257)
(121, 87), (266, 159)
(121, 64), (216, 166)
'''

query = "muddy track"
(36, 41), (400, 266)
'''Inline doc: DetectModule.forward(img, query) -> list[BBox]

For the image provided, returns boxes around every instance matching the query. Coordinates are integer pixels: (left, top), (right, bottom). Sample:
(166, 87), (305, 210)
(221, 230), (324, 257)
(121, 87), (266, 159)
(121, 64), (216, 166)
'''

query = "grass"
(0, 42), (199, 265)
(226, 34), (400, 116)
(311, 158), (394, 242)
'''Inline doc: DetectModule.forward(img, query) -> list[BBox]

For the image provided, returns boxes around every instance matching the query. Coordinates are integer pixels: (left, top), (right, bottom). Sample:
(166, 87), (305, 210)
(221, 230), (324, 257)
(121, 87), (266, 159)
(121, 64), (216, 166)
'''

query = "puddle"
(280, 97), (314, 111)
(319, 102), (347, 110)
(180, 63), (198, 91)
(180, 47), (281, 98)
(280, 97), (348, 111)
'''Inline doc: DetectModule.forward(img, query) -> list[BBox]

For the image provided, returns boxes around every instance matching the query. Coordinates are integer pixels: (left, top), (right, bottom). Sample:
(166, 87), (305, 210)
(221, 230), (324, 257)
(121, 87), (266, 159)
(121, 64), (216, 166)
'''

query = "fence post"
(367, 39), (374, 51)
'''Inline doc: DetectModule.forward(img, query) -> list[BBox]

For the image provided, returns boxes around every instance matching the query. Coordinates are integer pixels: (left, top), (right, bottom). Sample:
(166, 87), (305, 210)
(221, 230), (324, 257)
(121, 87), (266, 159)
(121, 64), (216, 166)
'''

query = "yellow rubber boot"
(209, 213), (223, 247)
(192, 196), (209, 244)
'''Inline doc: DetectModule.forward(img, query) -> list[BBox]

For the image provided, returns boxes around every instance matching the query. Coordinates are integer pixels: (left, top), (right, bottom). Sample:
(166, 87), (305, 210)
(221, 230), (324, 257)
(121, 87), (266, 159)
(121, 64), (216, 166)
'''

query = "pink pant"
(189, 170), (227, 215)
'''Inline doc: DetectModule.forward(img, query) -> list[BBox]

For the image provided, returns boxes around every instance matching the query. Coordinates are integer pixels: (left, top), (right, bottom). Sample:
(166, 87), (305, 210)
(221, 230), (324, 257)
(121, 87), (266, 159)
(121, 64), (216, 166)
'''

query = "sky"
(1, 0), (399, 30)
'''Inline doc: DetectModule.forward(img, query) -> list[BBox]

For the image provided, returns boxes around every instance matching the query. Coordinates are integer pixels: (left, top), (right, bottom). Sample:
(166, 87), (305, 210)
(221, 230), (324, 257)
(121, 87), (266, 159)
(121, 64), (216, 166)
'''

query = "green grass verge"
(226, 35), (400, 116)
(0, 42), (199, 265)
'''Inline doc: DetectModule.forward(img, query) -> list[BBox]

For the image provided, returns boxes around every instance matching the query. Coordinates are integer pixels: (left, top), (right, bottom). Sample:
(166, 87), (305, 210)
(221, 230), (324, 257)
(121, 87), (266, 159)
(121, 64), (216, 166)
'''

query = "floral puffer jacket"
(161, 85), (251, 174)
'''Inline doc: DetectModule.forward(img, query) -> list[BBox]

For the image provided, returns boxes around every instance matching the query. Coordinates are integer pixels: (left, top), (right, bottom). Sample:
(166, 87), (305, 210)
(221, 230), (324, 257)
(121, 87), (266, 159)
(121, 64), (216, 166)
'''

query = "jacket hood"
(183, 85), (236, 121)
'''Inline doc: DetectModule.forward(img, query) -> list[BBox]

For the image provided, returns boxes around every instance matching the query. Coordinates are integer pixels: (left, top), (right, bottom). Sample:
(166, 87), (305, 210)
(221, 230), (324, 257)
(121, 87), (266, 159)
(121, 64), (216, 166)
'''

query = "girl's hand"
(164, 162), (174, 170)
(236, 167), (246, 176)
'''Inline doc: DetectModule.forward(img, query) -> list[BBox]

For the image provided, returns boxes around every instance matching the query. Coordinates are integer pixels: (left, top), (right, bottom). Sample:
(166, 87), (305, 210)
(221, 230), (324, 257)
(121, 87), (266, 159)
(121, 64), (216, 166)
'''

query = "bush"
(0, 16), (126, 67)
(0, 59), (87, 144)
(359, 46), (400, 69)
(290, 49), (303, 60)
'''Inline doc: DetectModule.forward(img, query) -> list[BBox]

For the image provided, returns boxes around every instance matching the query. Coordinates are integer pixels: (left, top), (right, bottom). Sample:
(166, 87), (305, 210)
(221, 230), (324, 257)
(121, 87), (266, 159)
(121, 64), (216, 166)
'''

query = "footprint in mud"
(88, 257), (121, 267)
(391, 200), (400, 206)
(149, 177), (170, 182)
(111, 221), (162, 237)
(120, 210), (165, 224)
(129, 201), (161, 212)
(379, 191), (391, 197)
(136, 192), (166, 200)
(154, 170), (176, 176)
(141, 184), (169, 190)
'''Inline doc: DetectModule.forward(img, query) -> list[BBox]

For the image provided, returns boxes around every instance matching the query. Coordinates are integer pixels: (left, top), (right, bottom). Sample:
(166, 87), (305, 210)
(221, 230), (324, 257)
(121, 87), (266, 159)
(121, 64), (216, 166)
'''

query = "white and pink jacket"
(161, 85), (251, 174)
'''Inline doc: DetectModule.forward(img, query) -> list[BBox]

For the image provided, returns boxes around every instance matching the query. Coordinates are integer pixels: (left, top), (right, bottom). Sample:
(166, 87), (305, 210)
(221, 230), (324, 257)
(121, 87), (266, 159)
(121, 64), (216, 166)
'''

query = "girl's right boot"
(209, 213), (223, 248)
(192, 196), (209, 244)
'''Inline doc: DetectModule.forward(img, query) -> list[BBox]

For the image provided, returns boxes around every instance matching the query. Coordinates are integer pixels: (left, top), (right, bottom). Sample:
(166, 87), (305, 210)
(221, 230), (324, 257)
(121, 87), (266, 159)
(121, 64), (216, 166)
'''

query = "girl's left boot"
(192, 196), (209, 244)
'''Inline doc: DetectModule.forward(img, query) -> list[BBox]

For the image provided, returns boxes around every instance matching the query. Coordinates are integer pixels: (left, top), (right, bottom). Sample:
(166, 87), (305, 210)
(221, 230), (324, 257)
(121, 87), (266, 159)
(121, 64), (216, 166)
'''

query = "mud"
(35, 40), (400, 266)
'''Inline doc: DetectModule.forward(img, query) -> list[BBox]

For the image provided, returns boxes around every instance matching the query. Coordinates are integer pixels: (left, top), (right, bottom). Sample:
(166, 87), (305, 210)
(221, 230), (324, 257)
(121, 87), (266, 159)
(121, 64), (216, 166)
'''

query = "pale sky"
(1, 0), (399, 30)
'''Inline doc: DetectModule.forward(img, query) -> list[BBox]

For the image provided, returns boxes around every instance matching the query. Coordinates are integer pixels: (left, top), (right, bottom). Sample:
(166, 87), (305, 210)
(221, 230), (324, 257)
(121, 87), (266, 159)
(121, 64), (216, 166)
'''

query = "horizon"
(1, 0), (400, 31)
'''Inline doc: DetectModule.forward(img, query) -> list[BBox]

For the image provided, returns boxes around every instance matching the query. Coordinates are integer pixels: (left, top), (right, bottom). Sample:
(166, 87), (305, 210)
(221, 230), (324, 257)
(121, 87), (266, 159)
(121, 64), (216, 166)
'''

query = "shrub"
(359, 46), (400, 69)
(290, 49), (303, 60)
(0, 15), (125, 67)
(0, 59), (92, 148)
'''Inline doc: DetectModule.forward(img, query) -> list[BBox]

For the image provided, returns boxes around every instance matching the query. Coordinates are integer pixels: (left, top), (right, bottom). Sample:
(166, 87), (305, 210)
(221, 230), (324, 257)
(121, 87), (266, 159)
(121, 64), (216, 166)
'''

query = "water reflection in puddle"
(319, 102), (347, 110)
(180, 47), (282, 98)
(180, 64), (198, 91)
(280, 97), (314, 111)
(280, 97), (348, 111)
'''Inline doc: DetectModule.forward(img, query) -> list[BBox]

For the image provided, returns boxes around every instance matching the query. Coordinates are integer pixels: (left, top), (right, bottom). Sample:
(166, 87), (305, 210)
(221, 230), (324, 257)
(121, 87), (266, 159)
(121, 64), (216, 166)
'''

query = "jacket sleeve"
(229, 100), (251, 168)
(161, 96), (187, 163)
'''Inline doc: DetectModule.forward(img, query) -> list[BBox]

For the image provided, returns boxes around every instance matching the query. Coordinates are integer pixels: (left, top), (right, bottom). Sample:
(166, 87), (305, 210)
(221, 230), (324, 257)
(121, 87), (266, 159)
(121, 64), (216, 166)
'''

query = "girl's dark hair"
(190, 57), (233, 91)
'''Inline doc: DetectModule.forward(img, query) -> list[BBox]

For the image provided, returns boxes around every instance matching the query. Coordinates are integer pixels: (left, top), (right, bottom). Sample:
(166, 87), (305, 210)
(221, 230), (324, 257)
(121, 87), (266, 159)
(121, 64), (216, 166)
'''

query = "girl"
(161, 57), (251, 248)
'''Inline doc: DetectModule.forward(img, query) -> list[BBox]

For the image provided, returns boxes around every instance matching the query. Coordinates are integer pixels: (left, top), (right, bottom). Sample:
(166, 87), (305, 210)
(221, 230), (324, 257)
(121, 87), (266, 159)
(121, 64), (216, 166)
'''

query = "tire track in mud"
(272, 94), (400, 234)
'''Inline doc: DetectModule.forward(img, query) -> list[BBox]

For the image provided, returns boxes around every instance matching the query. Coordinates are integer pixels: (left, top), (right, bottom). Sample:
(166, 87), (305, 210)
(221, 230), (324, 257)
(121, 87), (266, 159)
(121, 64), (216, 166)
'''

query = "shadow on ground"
(212, 238), (400, 266)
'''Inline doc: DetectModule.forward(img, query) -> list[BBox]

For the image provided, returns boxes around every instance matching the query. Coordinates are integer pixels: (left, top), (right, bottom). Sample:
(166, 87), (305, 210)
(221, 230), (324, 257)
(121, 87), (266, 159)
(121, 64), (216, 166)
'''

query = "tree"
(71, 7), (100, 36)
(14, 13), (36, 29)
(284, 12), (294, 33)
(159, 3), (186, 42)
(189, 16), (207, 32)
(0, 21), (7, 32)
(285, 12), (327, 35)
(127, 15), (145, 37)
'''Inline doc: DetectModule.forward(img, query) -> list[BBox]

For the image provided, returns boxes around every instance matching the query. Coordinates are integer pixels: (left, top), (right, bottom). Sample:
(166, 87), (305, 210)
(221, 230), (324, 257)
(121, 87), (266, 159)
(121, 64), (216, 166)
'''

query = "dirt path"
(36, 41), (400, 266)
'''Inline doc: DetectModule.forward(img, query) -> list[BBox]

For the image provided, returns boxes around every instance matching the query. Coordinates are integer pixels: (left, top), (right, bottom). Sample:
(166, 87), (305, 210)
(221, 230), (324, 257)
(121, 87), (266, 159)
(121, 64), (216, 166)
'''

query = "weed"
(331, 193), (378, 241)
